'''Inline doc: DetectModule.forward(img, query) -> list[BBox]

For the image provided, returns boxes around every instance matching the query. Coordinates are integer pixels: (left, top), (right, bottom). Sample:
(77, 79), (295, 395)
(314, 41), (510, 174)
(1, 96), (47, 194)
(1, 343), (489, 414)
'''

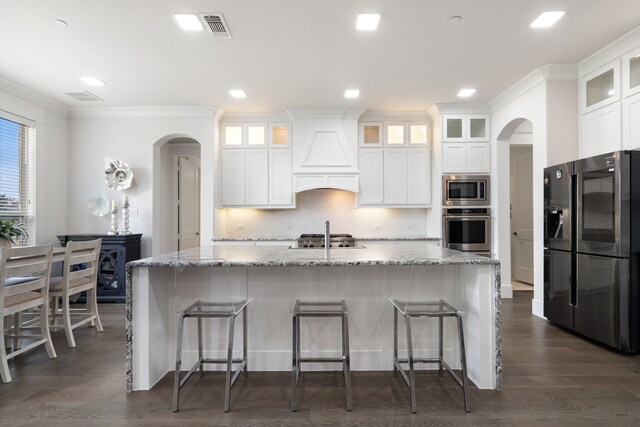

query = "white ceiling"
(2, 0), (640, 112)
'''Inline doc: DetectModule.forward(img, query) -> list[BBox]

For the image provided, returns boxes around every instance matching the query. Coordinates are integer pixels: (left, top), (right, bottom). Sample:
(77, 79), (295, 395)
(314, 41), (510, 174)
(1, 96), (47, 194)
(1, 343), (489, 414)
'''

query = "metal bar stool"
(390, 298), (470, 413)
(291, 299), (352, 412)
(172, 299), (250, 412)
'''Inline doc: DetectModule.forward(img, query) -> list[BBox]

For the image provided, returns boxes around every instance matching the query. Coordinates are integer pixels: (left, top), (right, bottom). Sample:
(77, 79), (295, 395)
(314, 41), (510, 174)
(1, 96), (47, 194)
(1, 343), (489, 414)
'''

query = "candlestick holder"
(108, 205), (119, 235)
(120, 201), (131, 235)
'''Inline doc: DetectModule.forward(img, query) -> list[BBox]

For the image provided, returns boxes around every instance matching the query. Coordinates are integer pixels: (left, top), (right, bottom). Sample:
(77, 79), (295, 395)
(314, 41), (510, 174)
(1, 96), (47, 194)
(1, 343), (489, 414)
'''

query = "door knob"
(512, 231), (518, 236)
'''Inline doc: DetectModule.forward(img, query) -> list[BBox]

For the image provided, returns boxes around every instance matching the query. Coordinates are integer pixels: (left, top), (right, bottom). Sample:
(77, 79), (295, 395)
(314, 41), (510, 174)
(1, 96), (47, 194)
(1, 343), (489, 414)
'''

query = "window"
(0, 115), (36, 245)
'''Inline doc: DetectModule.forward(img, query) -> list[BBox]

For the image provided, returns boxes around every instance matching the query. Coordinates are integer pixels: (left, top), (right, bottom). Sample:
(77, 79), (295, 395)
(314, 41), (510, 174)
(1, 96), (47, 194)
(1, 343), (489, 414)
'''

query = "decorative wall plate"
(105, 160), (133, 191)
(88, 193), (110, 217)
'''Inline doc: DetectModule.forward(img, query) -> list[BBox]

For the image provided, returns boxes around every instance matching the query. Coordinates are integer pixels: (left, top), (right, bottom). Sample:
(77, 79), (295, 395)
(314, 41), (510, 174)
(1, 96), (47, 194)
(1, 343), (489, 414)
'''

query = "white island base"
(128, 248), (500, 393)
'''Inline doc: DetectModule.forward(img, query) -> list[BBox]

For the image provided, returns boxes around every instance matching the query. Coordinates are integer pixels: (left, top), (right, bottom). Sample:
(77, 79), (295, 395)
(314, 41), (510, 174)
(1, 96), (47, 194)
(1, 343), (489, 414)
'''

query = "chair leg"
(0, 315), (11, 383)
(172, 313), (185, 412)
(438, 316), (444, 377)
(13, 312), (21, 350)
(393, 306), (398, 378)
(291, 313), (298, 412)
(295, 313), (301, 378)
(405, 315), (417, 414)
(89, 288), (103, 332)
(457, 315), (471, 413)
(197, 306), (203, 378)
(224, 316), (235, 413)
(342, 313), (352, 412)
(243, 305), (248, 376)
(41, 301), (57, 359)
(62, 294), (76, 348)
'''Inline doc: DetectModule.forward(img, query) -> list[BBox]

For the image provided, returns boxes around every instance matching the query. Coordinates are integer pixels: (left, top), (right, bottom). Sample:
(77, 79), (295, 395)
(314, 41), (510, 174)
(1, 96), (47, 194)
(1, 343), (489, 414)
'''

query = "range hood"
(287, 108), (365, 193)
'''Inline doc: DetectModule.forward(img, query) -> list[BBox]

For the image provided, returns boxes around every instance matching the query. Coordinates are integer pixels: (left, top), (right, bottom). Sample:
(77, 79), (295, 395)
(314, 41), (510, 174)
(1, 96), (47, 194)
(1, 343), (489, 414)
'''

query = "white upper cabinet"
(222, 124), (243, 147)
(442, 143), (467, 173)
(269, 123), (291, 148)
(383, 149), (408, 204)
(246, 124), (267, 148)
(221, 149), (245, 205)
(622, 46), (640, 98)
(385, 123), (406, 146)
(358, 148), (384, 205)
(442, 143), (490, 174)
(466, 143), (491, 173)
(407, 148), (431, 205)
(359, 122), (383, 147)
(580, 60), (621, 114)
(269, 149), (293, 205)
(245, 149), (269, 205)
(581, 103), (622, 158)
(408, 123), (429, 145)
(442, 114), (489, 141)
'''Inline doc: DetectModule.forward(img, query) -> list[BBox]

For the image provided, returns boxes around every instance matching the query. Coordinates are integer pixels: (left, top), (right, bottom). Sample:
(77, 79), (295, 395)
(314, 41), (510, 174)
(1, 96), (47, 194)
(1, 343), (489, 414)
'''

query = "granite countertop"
(211, 236), (441, 242)
(129, 241), (498, 268)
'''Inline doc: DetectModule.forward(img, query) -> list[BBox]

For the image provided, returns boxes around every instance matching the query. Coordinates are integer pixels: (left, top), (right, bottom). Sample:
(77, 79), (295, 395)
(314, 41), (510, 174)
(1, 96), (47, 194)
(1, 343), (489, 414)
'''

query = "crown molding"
(69, 106), (220, 118)
(0, 75), (70, 118)
(434, 103), (490, 115)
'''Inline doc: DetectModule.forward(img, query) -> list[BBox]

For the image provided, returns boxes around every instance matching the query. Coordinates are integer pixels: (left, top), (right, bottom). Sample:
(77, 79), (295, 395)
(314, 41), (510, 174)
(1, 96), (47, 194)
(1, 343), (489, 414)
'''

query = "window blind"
(0, 116), (36, 245)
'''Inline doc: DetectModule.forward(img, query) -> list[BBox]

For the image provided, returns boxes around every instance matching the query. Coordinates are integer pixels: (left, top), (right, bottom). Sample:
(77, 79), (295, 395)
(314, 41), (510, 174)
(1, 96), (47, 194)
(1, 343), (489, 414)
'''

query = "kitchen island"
(126, 242), (501, 393)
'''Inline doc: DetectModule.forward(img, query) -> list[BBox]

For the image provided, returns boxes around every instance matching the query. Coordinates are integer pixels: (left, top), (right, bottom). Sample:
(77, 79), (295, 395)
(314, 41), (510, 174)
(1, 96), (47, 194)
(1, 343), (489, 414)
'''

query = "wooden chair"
(0, 244), (56, 383)
(49, 239), (103, 348)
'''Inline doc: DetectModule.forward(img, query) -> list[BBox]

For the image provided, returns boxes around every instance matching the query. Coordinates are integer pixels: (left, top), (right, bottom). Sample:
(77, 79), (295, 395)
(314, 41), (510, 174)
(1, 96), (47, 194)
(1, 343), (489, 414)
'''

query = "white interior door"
(511, 148), (534, 284)
(178, 156), (200, 250)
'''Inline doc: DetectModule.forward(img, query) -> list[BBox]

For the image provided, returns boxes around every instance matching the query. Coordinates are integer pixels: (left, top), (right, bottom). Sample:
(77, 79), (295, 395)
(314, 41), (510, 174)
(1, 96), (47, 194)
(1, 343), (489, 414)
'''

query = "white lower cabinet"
(222, 148), (293, 208)
(269, 150), (292, 205)
(623, 92), (640, 150)
(358, 149), (384, 204)
(359, 147), (430, 207)
(221, 149), (245, 206)
(384, 149), (408, 204)
(442, 142), (490, 173)
(581, 103), (621, 157)
(245, 150), (269, 205)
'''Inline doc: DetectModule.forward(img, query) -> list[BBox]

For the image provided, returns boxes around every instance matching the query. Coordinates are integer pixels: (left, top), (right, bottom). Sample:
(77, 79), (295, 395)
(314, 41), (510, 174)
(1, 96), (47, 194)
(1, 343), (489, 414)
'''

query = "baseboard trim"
(501, 284), (513, 299)
(532, 298), (545, 319)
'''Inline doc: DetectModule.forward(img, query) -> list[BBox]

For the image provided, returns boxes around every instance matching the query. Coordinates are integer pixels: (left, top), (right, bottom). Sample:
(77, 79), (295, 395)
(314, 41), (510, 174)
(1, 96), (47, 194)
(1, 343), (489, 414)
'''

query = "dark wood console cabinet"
(57, 234), (142, 303)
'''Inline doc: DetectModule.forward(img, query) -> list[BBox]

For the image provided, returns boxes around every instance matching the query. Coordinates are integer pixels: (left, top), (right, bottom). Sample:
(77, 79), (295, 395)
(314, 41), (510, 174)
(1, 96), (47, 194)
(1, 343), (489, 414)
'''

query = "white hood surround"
(288, 108), (365, 193)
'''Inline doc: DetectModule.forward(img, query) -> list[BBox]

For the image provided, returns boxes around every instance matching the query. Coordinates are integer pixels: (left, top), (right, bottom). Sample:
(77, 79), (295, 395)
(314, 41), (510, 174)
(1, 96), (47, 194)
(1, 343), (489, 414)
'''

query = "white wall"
(0, 79), (69, 245)
(221, 189), (429, 238)
(68, 107), (217, 257)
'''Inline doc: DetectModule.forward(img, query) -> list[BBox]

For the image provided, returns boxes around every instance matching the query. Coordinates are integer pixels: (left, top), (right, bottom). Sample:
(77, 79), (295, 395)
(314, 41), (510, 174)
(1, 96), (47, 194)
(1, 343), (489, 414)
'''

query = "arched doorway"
(152, 135), (201, 255)
(495, 118), (534, 301)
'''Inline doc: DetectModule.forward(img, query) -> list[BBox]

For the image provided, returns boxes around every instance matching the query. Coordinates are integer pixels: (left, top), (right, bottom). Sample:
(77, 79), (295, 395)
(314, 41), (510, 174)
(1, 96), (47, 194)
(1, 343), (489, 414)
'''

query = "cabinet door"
(384, 149), (408, 204)
(623, 47), (640, 98)
(580, 60), (621, 114)
(581, 103), (622, 158)
(467, 115), (490, 141)
(269, 123), (291, 148)
(408, 122), (429, 146)
(407, 148), (431, 205)
(222, 124), (244, 147)
(442, 143), (467, 173)
(269, 149), (292, 205)
(623, 92), (640, 150)
(385, 123), (406, 146)
(359, 122), (383, 147)
(442, 115), (465, 142)
(221, 149), (245, 205)
(245, 149), (269, 205)
(466, 143), (491, 173)
(246, 124), (267, 148)
(358, 148), (384, 205)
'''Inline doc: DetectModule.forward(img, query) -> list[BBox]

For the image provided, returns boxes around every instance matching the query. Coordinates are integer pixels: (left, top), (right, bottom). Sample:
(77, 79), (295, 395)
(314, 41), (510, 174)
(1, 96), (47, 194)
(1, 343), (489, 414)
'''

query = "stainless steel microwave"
(442, 175), (490, 206)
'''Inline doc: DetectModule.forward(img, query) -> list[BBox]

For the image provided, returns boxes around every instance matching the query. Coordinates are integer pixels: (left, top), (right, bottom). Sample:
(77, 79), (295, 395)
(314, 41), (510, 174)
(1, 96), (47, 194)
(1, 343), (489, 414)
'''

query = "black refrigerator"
(544, 150), (640, 352)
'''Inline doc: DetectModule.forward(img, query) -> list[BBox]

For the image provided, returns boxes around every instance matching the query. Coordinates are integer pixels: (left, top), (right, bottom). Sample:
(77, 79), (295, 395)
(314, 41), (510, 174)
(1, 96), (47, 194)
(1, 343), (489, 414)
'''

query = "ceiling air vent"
(65, 91), (103, 102)
(199, 14), (232, 39)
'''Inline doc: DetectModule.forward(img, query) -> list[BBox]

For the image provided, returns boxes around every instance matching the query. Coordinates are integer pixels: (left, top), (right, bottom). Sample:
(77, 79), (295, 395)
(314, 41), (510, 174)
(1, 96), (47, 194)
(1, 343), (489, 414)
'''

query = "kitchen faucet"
(325, 220), (330, 256)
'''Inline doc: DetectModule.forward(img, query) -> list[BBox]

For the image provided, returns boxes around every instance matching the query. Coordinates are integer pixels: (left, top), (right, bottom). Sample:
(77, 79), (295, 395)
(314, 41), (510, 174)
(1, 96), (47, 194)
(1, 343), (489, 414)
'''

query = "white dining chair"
(49, 238), (103, 348)
(0, 243), (57, 383)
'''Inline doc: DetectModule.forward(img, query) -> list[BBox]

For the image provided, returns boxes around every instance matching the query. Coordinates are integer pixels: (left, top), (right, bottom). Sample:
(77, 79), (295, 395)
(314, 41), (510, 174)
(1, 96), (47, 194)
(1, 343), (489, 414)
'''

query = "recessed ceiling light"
(530, 11), (565, 28)
(448, 16), (462, 24)
(457, 88), (476, 97)
(344, 89), (360, 99)
(80, 76), (105, 87)
(174, 13), (204, 31)
(54, 19), (68, 27)
(229, 89), (247, 98)
(356, 14), (380, 31)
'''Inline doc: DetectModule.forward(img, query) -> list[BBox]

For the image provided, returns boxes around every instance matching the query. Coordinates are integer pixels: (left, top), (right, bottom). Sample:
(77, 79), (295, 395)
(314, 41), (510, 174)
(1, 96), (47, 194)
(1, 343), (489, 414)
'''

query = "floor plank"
(1, 293), (640, 425)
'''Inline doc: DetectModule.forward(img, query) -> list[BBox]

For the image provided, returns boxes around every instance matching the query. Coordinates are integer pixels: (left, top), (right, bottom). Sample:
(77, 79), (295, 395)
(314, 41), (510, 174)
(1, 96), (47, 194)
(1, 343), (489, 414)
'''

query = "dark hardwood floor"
(2, 292), (640, 426)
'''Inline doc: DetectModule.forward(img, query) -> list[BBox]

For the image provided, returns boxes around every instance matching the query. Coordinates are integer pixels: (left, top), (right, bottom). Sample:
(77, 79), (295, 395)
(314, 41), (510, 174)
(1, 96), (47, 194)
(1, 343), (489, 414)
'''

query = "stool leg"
(343, 313), (352, 412)
(457, 315), (471, 413)
(296, 313), (301, 377)
(243, 305), (248, 376)
(405, 315), (417, 414)
(393, 306), (398, 378)
(197, 306), (203, 378)
(224, 316), (236, 412)
(172, 314), (185, 412)
(438, 315), (444, 377)
(291, 313), (298, 412)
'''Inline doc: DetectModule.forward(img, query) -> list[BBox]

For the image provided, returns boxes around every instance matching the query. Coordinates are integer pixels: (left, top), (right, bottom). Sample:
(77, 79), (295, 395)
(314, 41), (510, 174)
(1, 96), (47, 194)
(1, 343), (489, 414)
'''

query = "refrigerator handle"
(571, 252), (577, 307)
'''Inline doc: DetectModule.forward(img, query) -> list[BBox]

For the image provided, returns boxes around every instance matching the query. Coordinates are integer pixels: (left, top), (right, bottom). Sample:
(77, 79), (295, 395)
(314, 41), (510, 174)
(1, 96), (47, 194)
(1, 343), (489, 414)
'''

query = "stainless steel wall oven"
(442, 208), (491, 253)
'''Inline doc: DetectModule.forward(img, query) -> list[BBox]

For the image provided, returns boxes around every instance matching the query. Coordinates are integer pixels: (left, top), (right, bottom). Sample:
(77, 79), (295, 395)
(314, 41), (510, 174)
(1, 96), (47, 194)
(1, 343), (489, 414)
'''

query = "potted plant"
(0, 220), (28, 247)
